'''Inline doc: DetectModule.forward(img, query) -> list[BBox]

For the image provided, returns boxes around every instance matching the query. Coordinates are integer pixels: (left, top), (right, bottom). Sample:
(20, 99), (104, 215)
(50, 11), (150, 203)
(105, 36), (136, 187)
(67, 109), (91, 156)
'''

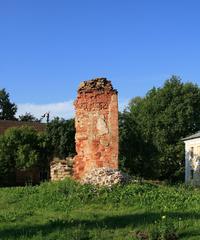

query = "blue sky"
(0, 0), (200, 119)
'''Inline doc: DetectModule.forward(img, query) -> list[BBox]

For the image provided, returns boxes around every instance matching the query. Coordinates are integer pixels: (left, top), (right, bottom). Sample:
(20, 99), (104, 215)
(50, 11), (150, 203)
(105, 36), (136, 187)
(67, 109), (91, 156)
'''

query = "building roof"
(182, 131), (200, 141)
(0, 120), (46, 135)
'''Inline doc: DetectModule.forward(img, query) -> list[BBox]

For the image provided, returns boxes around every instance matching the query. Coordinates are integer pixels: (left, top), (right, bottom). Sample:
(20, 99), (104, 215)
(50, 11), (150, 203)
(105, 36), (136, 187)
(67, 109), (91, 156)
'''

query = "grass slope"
(0, 179), (200, 240)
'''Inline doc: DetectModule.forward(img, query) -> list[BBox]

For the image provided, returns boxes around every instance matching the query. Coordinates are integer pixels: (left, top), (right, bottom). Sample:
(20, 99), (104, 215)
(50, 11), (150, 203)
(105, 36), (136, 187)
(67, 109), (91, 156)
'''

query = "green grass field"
(0, 179), (200, 240)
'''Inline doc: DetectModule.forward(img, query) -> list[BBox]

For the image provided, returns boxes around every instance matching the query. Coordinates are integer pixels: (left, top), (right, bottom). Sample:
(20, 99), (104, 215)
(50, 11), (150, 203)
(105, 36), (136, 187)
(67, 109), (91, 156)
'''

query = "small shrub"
(150, 216), (178, 240)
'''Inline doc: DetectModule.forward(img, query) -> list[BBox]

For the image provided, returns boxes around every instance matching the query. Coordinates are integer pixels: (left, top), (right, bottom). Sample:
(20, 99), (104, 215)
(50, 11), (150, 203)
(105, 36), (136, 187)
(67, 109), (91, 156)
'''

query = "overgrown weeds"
(0, 179), (200, 239)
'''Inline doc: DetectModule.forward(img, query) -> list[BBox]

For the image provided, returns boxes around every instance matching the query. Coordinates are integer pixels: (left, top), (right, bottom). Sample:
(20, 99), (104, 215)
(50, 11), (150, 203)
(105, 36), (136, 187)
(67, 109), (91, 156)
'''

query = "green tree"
(0, 127), (49, 186)
(46, 118), (75, 159)
(128, 76), (200, 181)
(0, 135), (15, 185)
(119, 111), (158, 178)
(19, 112), (40, 122)
(0, 88), (17, 120)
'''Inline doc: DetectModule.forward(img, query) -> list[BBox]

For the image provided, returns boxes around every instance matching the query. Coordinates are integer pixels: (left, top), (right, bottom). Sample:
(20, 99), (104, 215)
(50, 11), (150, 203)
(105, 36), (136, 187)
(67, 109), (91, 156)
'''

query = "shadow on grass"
(179, 229), (200, 239)
(0, 212), (200, 239)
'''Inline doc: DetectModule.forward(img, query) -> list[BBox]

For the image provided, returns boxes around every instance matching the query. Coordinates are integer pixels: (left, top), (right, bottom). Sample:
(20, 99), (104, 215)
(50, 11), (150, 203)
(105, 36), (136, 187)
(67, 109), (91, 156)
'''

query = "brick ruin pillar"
(73, 78), (119, 179)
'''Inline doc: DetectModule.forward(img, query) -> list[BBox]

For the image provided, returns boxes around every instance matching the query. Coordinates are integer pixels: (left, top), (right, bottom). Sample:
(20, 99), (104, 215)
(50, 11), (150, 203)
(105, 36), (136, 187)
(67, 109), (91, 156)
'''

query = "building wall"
(0, 120), (46, 135)
(15, 167), (49, 186)
(16, 167), (41, 185)
(184, 138), (200, 185)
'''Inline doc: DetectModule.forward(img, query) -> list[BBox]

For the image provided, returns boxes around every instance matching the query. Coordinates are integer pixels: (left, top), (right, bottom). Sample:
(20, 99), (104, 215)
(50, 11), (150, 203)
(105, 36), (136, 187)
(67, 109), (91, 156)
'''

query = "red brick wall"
(73, 78), (119, 179)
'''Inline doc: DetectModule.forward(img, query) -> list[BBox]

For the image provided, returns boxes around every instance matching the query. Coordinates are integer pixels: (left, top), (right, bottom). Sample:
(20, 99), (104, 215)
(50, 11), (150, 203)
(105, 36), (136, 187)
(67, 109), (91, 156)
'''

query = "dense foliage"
(0, 117), (76, 186)
(46, 118), (76, 159)
(0, 179), (199, 239)
(119, 111), (158, 178)
(0, 127), (49, 186)
(0, 88), (17, 120)
(119, 76), (200, 181)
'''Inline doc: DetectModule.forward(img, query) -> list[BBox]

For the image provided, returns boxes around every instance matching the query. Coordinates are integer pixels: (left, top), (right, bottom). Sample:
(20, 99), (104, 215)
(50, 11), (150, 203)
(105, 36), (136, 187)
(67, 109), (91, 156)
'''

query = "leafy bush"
(0, 126), (49, 186)
(150, 216), (178, 240)
(46, 118), (75, 159)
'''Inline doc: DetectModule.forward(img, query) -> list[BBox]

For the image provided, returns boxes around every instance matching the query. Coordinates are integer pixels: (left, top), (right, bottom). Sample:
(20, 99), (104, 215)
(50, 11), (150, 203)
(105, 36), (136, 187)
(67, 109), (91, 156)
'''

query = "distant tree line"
(1, 75), (200, 185)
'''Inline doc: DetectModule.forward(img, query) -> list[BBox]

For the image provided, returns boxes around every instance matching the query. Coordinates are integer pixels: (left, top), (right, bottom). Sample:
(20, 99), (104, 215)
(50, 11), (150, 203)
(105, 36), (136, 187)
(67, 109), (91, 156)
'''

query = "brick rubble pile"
(80, 167), (130, 186)
(78, 78), (117, 93)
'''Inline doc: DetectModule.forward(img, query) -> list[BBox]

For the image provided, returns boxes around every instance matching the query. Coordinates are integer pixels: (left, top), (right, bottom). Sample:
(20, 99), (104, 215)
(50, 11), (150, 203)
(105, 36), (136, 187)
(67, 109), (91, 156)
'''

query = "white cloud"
(17, 100), (75, 120)
(16, 98), (130, 121)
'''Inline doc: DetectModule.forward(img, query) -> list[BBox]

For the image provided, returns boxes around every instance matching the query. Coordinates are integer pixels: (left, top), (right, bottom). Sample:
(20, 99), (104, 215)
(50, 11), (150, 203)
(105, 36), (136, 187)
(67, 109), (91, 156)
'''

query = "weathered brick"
(73, 78), (119, 179)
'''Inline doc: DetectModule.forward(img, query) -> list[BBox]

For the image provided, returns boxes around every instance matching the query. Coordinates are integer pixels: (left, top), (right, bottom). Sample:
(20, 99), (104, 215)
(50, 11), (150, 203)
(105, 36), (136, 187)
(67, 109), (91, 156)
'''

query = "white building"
(183, 132), (200, 185)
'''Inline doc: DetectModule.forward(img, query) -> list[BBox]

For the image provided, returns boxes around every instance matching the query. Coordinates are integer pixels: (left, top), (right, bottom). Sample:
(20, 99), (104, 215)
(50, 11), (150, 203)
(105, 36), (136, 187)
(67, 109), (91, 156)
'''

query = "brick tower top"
(78, 78), (118, 94)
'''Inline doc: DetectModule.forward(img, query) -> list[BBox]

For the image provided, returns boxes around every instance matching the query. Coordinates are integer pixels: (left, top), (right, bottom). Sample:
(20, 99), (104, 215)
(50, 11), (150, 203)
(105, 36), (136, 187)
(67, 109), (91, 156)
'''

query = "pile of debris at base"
(80, 167), (130, 187)
(78, 78), (117, 93)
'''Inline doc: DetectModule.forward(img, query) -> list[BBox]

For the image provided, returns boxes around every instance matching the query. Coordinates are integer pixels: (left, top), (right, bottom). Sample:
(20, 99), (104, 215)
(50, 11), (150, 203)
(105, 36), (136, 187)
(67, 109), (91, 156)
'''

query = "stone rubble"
(50, 157), (74, 181)
(78, 78), (117, 93)
(80, 167), (130, 187)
